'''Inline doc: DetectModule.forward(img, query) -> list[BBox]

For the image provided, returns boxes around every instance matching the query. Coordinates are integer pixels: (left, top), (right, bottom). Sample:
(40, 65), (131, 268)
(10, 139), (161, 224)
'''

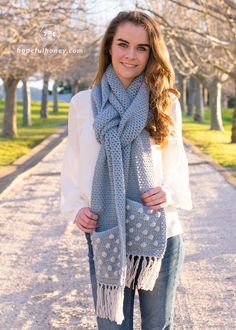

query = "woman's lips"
(121, 62), (137, 68)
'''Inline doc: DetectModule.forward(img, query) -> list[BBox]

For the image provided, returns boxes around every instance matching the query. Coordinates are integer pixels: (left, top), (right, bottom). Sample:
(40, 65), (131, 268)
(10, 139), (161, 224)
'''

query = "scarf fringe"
(125, 254), (163, 290)
(96, 282), (125, 325)
(95, 255), (163, 324)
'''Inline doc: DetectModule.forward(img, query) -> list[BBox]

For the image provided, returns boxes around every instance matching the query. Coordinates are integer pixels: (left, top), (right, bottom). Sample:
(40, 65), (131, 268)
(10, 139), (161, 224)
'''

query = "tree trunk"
(221, 93), (228, 108)
(187, 76), (196, 116)
(71, 79), (79, 96)
(53, 80), (58, 113)
(182, 76), (187, 113)
(203, 87), (209, 107)
(22, 79), (32, 127)
(194, 78), (204, 122)
(41, 72), (50, 118)
(177, 72), (187, 112)
(231, 107), (236, 143)
(2, 76), (19, 138)
(209, 79), (223, 130)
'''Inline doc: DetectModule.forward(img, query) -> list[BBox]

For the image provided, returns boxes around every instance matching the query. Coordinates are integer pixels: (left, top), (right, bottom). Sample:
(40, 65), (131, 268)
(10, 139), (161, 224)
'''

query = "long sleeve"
(60, 94), (89, 222)
(161, 99), (193, 210)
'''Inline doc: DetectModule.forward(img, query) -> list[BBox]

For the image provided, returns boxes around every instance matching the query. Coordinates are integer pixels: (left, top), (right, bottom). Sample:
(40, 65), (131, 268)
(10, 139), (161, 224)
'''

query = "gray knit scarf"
(90, 63), (167, 324)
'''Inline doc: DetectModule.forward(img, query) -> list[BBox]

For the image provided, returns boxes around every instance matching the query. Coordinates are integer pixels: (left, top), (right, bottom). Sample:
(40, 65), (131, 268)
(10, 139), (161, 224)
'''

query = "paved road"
(0, 138), (235, 330)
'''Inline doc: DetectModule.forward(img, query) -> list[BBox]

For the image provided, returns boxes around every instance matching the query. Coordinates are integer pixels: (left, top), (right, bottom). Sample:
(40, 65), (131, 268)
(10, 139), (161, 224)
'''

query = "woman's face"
(109, 22), (150, 88)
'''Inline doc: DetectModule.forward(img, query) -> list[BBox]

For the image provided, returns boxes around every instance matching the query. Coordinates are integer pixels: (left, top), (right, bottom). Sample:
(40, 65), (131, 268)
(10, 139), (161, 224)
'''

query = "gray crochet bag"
(92, 198), (167, 290)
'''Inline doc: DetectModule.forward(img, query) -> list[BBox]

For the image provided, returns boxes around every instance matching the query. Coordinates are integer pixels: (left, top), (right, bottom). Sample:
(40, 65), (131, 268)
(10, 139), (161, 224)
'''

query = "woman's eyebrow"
(116, 38), (150, 48)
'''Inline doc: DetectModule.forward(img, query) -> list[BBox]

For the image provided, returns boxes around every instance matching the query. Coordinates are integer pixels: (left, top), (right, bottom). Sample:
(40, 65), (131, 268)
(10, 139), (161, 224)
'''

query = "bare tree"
(22, 78), (32, 126)
(0, 0), (88, 137)
(53, 80), (58, 113)
(137, 0), (236, 140)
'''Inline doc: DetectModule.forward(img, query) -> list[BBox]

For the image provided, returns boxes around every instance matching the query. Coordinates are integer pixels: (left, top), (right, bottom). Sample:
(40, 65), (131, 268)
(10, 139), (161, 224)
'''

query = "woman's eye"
(118, 43), (127, 48)
(117, 43), (148, 51)
(138, 47), (147, 51)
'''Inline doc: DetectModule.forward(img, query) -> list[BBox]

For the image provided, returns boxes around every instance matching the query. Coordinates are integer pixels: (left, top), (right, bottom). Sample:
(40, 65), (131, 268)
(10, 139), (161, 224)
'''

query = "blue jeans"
(85, 233), (185, 330)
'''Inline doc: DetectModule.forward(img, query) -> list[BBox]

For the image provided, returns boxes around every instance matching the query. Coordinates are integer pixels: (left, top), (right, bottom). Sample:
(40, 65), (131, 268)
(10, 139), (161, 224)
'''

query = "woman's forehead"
(114, 22), (149, 43)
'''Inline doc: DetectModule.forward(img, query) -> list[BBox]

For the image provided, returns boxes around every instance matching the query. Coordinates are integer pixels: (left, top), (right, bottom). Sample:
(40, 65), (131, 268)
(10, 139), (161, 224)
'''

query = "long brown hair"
(91, 11), (180, 147)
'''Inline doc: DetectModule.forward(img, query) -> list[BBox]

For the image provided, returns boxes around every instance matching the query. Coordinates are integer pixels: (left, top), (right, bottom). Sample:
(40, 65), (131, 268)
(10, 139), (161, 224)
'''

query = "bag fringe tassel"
(125, 254), (163, 290)
(96, 282), (125, 325)
(95, 255), (163, 324)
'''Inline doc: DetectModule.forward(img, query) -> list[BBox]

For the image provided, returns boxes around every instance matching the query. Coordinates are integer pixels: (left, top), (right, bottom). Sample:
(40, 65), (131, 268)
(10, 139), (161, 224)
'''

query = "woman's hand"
(74, 207), (99, 233)
(140, 186), (167, 211)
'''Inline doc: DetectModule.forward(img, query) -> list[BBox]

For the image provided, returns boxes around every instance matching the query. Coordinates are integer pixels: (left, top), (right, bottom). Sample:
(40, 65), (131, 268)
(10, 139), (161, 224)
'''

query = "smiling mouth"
(121, 62), (138, 68)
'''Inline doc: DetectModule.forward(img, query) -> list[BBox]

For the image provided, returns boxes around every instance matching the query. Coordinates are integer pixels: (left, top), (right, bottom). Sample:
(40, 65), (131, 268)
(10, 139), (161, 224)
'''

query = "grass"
(0, 100), (68, 168)
(0, 100), (235, 178)
(182, 107), (236, 177)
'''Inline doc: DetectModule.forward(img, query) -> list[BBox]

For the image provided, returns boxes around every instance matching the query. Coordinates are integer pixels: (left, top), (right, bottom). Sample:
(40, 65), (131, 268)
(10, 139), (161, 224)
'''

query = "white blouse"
(60, 89), (193, 238)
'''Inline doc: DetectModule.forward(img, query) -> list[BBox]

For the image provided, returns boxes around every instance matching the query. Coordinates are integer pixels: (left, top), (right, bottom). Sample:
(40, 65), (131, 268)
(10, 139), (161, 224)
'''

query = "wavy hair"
(91, 10), (180, 147)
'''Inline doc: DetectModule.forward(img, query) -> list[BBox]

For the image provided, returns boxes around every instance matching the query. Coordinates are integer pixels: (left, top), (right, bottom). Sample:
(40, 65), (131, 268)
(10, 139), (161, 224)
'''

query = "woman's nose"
(124, 48), (136, 59)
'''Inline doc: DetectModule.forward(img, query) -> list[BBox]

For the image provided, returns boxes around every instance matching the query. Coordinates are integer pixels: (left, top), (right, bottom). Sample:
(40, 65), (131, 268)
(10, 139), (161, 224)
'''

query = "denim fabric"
(85, 233), (184, 330)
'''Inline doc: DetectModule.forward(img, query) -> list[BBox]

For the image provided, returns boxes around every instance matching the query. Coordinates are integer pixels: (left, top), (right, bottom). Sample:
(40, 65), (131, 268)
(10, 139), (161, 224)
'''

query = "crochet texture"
(90, 63), (167, 324)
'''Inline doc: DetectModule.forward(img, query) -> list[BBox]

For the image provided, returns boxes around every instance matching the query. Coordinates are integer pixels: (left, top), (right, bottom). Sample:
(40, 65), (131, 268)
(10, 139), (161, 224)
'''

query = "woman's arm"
(140, 98), (192, 211)
(60, 94), (89, 222)
(161, 99), (193, 210)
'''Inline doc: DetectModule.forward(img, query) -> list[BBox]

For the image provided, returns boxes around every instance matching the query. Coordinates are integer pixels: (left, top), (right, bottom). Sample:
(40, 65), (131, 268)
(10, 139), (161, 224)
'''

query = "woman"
(61, 11), (192, 330)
